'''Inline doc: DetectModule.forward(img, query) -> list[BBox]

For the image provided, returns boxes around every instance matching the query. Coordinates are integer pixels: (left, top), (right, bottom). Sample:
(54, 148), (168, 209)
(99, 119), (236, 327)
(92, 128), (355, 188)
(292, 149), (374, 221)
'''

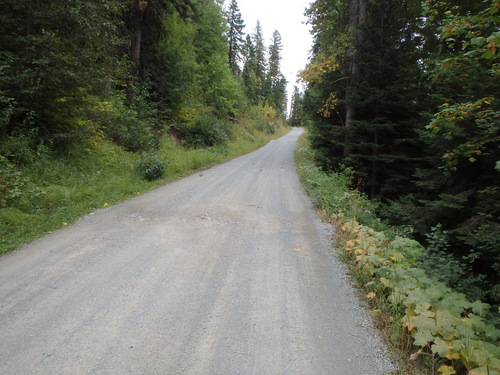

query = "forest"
(0, 0), (288, 249)
(291, 0), (500, 372)
(290, 0), (499, 372)
(292, 0), (499, 310)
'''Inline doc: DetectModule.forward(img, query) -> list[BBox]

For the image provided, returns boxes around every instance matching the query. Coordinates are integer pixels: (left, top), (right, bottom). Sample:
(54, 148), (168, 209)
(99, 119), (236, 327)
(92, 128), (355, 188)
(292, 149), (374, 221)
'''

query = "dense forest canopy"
(0, 0), (288, 154)
(296, 0), (499, 307)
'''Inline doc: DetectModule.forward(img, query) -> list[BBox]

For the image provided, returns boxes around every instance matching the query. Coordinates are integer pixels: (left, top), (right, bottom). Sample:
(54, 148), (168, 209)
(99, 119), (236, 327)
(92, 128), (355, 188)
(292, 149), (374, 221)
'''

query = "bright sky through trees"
(225, 0), (313, 113)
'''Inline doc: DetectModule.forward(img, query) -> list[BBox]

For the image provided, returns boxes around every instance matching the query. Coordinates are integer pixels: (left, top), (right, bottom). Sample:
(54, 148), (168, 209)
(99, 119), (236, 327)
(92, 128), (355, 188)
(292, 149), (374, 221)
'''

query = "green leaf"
(470, 300), (491, 317)
(471, 37), (485, 45)
(481, 50), (494, 59)
(431, 337), (449, 357)
(414, 329), (434, 347)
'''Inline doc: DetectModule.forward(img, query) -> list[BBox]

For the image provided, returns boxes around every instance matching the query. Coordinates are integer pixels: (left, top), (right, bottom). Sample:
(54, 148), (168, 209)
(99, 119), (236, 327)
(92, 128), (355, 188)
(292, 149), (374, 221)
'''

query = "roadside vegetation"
(290, 1), (500, 372)
(0, 111), (288, 255)
(296, 133), (499, 375)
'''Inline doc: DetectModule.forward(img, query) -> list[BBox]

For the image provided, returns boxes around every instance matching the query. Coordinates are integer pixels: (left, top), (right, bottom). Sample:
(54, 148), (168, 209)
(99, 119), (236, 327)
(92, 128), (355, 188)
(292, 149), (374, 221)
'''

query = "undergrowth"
(0, 114), (289, 255)
(295, 133), (500, 375)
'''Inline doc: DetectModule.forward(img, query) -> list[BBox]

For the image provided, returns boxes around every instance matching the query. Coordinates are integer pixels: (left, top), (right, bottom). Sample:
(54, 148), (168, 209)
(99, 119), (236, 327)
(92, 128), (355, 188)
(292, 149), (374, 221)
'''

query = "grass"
(0, 119), (290, 255)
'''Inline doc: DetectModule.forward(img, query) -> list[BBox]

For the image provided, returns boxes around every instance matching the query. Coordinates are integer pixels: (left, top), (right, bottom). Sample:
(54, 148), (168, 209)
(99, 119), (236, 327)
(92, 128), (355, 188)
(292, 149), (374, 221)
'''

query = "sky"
(223, 0), (314, 114)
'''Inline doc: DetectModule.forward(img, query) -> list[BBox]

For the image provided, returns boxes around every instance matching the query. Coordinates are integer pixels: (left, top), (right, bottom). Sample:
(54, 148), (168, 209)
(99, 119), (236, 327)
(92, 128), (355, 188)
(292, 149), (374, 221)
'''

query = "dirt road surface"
(0, 128), (397, 374)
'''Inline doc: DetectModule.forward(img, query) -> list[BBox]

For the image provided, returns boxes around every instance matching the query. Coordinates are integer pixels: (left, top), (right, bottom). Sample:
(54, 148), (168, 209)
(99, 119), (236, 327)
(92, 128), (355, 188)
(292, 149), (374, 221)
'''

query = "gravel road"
(0, 128), (397, 374)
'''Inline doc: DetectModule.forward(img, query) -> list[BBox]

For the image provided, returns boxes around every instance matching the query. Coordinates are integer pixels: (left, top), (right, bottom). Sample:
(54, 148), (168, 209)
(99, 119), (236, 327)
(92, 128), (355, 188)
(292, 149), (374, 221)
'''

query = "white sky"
(224, 0), (314, 114)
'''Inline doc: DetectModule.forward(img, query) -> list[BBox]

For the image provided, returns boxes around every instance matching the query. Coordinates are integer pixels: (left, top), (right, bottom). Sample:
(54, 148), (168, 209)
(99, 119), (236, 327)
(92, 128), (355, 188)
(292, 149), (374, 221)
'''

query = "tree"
(194, 0), (245, 116)
(242, 35), (259, 104)
(289, 86), (304, 127)
(226, 0), (245, 75)
(253, 21), (267, 101)
(0, 0), (127, 144)
(343, 0), (367, 157)
(301, 0), (425, 198)
(266, 30), (287, 115)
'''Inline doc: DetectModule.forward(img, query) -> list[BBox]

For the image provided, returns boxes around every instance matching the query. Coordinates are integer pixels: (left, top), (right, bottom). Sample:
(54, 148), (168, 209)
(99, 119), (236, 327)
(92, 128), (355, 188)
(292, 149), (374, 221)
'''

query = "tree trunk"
(128, 0), (146, 102)
(370, 129), (378, 198)
(343, 0), (366, 158)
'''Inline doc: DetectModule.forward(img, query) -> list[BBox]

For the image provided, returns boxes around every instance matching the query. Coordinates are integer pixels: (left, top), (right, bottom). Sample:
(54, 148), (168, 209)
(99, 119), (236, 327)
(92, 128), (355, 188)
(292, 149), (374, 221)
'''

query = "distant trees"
(238, 19), (287, 116)
(289, 86), (304, 127)
(301, 0), (500, 305)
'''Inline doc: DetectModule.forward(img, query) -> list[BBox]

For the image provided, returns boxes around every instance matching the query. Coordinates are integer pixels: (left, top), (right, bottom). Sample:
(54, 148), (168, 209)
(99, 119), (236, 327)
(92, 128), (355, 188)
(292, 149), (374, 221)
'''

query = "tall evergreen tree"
(226, 0), (245, 75)
(289, 86), (304, 127)
(253, 21), (267, 101)
(194, 0), (244, 116)
(302, 0), (425, 198)
(242, 35), (259, 104)
(267, 30), (287, 115)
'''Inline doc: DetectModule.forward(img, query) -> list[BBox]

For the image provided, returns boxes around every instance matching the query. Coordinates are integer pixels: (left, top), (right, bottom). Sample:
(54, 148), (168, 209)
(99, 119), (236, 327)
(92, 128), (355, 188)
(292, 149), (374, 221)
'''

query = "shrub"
(135, 153), (168, 181)
(178, 114), (231, 147)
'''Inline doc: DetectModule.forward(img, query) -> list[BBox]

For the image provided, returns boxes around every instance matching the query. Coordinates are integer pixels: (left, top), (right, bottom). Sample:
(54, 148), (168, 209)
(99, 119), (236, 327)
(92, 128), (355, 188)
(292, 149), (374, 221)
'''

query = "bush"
(178, 114), (231, 147)
(135, 153), (168, 181)
(93, 95), (157, 152)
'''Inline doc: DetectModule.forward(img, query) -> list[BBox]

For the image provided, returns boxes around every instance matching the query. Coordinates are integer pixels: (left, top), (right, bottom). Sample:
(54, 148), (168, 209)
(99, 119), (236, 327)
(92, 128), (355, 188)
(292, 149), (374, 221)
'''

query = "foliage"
(295, 138), (387, 232)
(248, 104), (285, 135)
(302, 0), (500, 310)
(296, 136), (500, 374)
(289, 86), (305, 127)
(0, 0), (127, 144)
(341, 219), (500, 375)
(135, 152), (168, 181)
(178, 114), (232, 148)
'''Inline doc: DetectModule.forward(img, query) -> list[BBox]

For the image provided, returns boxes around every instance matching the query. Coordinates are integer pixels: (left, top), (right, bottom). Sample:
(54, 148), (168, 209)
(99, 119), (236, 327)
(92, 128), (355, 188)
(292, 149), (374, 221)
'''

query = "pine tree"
(226, 0), (245, 75)
(302, 0), (425, 198)
(266, 30), (287, 115)
(253, 21), (267, 101)
(289, 86), (304, 127)
(242, 35), (259, 104)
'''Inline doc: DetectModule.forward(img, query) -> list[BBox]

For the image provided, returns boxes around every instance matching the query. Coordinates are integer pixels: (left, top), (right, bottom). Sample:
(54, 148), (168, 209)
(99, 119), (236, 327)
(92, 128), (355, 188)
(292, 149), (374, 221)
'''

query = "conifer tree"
(253, 21), (267, 101)
(226, 0), (245, 75)
(242, 35), (259, 104)
(267, 30), (287, 115)
(289, 86), (304, 127)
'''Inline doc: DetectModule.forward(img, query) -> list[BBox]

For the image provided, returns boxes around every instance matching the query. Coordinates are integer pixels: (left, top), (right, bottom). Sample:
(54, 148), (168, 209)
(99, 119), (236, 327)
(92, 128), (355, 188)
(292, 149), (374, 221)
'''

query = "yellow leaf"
(293, 248), (301, 251)
(366, 292), (376, 299)
(437, 365), (456, 375)
(446, 351), (461, 360)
